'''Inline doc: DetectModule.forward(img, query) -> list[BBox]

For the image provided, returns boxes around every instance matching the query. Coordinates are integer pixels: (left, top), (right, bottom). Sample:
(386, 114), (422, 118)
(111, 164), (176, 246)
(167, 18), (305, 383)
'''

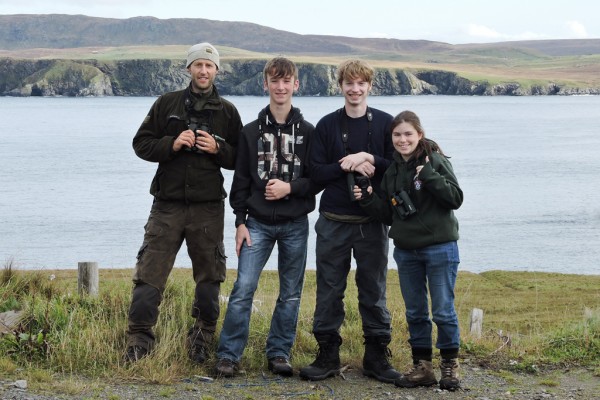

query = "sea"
(1, 95), (599, 275)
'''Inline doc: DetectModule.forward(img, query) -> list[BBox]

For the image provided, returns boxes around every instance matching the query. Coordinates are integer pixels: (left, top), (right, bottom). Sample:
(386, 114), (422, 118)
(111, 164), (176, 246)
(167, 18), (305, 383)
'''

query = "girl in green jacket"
(355, 110), (463, 391)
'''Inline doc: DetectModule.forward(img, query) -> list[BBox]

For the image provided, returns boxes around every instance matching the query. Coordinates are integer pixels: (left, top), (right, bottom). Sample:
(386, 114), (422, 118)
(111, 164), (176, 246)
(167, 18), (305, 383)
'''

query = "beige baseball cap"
(186, 42), (220, 69)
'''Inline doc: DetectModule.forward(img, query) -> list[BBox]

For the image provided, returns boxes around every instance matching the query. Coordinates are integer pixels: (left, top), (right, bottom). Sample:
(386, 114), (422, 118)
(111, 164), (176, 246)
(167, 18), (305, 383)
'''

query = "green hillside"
(1, 14), (599, 91)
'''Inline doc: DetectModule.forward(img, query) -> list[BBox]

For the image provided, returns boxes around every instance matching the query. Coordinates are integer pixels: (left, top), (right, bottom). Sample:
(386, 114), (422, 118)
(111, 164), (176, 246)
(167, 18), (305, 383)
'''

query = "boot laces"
(441, 361), (456, 378)
(404, 363), (419, 376)
(378, 347), (393, 369)
(405, 360), (429, 377)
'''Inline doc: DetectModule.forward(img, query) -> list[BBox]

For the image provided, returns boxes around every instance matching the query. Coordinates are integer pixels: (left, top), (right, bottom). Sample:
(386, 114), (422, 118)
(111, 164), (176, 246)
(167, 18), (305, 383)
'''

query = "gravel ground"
(2, 362), (598, 400)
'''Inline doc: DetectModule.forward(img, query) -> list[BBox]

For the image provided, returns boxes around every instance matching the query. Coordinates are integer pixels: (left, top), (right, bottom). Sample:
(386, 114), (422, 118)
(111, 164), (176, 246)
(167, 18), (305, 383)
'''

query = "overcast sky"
(1, 0), (597, 44)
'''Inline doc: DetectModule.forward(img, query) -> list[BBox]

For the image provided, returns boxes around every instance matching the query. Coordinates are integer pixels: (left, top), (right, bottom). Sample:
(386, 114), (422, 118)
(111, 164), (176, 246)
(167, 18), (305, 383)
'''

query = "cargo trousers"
(126, 199), (227, 350)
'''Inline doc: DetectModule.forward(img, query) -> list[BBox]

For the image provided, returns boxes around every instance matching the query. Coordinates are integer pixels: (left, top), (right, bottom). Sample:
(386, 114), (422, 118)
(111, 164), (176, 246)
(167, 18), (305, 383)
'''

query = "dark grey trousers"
(312, 214), (392, 338)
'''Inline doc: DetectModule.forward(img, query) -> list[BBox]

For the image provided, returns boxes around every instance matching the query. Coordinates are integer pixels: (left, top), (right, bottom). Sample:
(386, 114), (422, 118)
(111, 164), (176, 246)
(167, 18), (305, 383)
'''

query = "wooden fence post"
(78, 262), (99, 296)
(469, 308), (484, 339)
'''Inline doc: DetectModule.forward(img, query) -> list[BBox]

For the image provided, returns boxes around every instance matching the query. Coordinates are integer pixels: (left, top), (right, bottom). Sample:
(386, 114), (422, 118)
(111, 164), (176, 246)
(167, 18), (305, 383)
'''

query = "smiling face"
(392, 121), (423, 160)
(264, 73), (298, 107)
(336, 60), (374, 113)
(187, 59), (218, 93)
(262, 57), (299, 108)
(341, 77), (372, 108)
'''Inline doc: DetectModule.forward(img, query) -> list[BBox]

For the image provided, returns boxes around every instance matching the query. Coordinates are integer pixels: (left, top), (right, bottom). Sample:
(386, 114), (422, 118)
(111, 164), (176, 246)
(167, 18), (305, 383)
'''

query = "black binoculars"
(391, 190), (417, 219)
(348, 173), (370, 202)
(187, 120), (211, 153)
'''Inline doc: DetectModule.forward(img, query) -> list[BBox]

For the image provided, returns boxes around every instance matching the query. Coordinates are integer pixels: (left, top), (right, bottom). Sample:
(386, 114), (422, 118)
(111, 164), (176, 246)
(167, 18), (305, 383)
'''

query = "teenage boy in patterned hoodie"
(214, 57), (318, 377)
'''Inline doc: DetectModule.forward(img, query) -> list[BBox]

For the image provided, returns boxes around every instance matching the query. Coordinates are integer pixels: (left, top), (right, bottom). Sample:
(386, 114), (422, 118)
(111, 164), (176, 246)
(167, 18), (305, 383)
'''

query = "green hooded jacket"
(360, 151), (463, 250)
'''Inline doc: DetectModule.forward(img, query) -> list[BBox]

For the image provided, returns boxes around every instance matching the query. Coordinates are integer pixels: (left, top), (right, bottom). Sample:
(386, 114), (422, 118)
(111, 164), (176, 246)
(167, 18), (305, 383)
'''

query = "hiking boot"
(439, 358), (461, 391)
(187, 327), (212, 365)
(214, 358), (238, 378)
(123, 345), (149, 363)
(362, 335), (401, 383)
(299, 334), (342, 381)
(394, 360), (438, 388)
(268, 356), (293, 377)
(188, 343), (207, 364)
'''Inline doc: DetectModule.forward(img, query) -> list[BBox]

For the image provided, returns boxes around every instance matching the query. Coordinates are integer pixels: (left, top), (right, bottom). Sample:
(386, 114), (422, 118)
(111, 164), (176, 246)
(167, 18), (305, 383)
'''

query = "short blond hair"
(336, 59), (374, 86)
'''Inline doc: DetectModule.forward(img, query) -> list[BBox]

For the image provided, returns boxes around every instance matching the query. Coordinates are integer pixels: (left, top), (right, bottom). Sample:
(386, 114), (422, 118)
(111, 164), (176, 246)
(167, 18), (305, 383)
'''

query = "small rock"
(193, 375), (214, 383)
(13, 380), (27, 389)
(0, 310), (24, 334)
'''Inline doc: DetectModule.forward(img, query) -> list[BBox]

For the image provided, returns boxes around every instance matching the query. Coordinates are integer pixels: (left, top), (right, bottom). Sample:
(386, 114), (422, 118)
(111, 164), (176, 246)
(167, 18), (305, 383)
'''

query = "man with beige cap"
(124, 42), (243, 365)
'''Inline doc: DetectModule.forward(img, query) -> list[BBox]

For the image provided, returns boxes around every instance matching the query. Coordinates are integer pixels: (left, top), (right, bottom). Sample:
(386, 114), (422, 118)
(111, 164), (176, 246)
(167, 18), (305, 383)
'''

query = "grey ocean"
(1, 96), (599, 275)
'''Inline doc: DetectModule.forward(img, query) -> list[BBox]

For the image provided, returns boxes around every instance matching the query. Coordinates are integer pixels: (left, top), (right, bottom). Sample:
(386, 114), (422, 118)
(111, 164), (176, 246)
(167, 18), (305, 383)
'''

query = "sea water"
(1, 95), (599, 274)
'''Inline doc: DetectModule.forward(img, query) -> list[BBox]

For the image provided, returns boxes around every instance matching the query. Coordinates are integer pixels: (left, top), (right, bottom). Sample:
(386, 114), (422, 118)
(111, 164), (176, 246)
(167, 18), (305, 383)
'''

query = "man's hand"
(339, 151), (374, 172)
(235, 224), (251, 257)
(172, 129), (196, 151)
(265, 179), (291, 200)
(353, 161), (375, 177)
(194, 130), (219, 154)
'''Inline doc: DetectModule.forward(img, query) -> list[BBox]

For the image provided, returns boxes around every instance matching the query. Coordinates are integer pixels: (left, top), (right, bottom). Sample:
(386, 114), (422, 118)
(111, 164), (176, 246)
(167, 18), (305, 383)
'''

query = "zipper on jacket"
(271, 126), (281, 222)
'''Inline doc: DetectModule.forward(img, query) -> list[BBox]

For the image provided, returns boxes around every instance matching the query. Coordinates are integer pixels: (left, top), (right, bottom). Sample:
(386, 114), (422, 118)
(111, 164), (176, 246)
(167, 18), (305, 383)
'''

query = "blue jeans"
(393, 241), (460, 350)
(217, 216), (308, 362)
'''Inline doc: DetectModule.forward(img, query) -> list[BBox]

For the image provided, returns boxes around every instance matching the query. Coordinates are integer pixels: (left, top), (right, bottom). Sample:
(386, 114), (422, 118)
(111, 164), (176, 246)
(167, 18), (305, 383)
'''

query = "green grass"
(1, 263), (599, 391)
(2, 43), (599, 88)
(0, 45), (273, 62)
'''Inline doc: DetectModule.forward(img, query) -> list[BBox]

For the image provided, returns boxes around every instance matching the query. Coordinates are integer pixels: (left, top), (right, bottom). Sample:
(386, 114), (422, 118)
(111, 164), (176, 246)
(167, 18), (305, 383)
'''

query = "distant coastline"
(2, 58), (600, 97)
(2, 14), (600, 97)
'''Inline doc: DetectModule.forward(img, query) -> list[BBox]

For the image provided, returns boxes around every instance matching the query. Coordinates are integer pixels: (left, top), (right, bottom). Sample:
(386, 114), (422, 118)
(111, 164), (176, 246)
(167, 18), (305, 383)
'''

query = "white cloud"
(566, 20), (588, 38)
(467, 24), (502, 40)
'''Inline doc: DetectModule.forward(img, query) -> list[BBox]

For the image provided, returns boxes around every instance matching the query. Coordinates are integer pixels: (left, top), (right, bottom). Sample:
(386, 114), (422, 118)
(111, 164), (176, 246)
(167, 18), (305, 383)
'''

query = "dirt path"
(2, 363), (598, 399)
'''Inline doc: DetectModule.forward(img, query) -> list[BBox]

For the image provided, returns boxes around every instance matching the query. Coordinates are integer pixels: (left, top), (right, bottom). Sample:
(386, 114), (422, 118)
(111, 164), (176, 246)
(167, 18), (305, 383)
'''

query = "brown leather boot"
(439, 358), (461, 391)
(394, 360), (438, 388)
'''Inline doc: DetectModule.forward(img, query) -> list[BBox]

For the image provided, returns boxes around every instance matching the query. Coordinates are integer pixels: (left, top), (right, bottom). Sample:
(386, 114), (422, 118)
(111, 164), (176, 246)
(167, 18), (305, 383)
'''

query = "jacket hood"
(257, 105), (305, 128)
(393, 150), (425, 167)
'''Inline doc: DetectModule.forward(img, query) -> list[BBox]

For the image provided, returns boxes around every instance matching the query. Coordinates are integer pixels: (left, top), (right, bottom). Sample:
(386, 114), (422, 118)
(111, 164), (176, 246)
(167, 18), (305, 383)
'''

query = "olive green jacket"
(360, 151), (463, 250)
(133, 85), (242, 202)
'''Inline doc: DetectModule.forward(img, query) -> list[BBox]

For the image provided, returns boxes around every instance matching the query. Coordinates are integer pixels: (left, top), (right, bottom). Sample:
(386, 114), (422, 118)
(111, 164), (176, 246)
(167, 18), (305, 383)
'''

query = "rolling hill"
(1, 14), (599, 95)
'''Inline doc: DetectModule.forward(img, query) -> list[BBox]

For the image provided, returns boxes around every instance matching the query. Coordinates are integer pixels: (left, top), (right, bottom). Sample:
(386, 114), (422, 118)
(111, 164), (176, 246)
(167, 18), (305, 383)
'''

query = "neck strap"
(340, 107), (372, 156)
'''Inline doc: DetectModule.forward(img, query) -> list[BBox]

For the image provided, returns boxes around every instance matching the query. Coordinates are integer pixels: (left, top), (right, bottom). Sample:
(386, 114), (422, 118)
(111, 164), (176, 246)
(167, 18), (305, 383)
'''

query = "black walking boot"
(299, 334), (342, 381)
(123, 345), (149, 363)
(187, 327), (213, 364)
(362, 335), (401, 383)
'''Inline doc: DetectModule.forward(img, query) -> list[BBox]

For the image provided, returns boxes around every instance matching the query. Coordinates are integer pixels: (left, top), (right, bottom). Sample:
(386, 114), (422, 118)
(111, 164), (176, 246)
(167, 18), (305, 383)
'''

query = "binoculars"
(391, 190), (417, 219)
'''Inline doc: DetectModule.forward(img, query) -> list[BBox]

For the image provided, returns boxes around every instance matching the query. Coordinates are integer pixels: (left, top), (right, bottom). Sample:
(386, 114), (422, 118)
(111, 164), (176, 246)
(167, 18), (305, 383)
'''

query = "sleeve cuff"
(235, 213), (247, 227)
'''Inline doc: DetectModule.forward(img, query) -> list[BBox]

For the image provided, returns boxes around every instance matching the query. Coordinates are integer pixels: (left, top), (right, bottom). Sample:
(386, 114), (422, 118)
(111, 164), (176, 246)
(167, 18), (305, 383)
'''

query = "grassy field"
(2, 44), (600, 88)
(1, 264), (598, 392)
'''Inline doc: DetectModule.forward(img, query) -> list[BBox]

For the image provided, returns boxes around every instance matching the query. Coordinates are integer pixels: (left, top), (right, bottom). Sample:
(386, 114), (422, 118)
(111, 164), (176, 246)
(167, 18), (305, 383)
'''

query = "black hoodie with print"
(230, 106), (318, 227)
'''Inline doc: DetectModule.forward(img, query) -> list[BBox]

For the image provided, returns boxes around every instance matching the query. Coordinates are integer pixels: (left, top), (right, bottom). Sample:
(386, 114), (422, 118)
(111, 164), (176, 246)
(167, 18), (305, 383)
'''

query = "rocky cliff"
(1, 58), (598, 97)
